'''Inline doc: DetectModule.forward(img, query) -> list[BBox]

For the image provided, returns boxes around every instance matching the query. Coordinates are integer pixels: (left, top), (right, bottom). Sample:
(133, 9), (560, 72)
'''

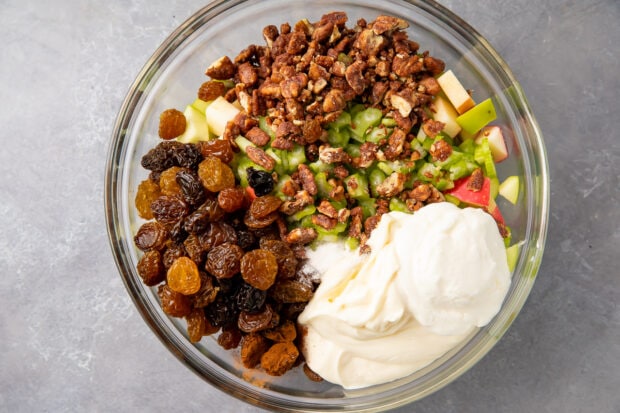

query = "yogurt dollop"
(298, 202), (511, 389)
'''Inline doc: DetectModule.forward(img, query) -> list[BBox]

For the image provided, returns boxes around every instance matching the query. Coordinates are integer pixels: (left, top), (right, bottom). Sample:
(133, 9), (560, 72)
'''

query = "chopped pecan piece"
(322, 89), (347, 112)
(337, 208), (350, 223)
(281, 73), (308, 98)
(237, 62), (259, 86)
(391, 53), (420, 77)
(320, 11), (348, 28)
(347, 207), (363, 238)
(205, 56), (236, 80)
(371, 81), (389, 104)
(317, 200), (338, 219)
(375, 172), (406, 198)
(263, 25), (279, 48)
(427, 185), (445, 203)
(319, 145), (351, 164)
(345, 61), (367, 95)
(287, 31), (307, 55)
(285, 228), (318, 245)
(279, 190), (313, 215)
(429, 139), (452, 162)
(312, 21), (334, 43)
(311, 214), (337, 230)
(353, 29), (387, 57)
(246, 146), (276, 171)
(410, 183), (431, 202)
(371, 15), (409, 35)
(418, 76), (441, 95)
(332, 165), (349, 179)
(423, 56), (446, 76)
(357, 142), (378, 168)
(466, 168), (484, 192)
(364, 215), (381, 236)
(297, 164), (318, 196)
(422, 118), (446, 138)
(258, 80), (282, 98)
(245, 127), (271, 146)
(383, 128), (406, 160)
(271, 137), (295, 150)
(308, 61), (330, 81)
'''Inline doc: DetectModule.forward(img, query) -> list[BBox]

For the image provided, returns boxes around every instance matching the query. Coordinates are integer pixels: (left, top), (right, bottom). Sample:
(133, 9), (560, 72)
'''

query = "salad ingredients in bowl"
(106, 1), (548, 411)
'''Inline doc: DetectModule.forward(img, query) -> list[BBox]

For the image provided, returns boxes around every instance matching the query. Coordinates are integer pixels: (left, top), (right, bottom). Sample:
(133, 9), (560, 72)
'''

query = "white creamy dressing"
(298, 202), (511, 389)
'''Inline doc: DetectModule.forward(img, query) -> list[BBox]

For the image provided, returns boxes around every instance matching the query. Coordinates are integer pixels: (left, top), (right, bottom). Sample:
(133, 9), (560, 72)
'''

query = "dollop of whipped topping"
(298, 202), (511, 389)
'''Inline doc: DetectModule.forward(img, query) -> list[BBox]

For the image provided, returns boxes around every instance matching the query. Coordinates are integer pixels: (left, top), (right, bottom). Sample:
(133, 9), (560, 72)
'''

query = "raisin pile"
(134, 142), (319, 378)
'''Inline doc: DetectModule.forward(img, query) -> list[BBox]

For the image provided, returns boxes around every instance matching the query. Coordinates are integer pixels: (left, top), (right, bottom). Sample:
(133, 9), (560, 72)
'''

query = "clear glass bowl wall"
(105, 0), (549, 411)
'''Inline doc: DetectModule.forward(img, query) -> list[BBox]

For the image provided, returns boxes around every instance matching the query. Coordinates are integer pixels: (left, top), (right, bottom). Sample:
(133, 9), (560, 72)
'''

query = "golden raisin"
(159, 166), (183, 196)
(198, 81), (227, 102)
(167, 256), (201, 295)
(262, 320), (297, 342)
(135, 178), (160, 220)
(240, 249), (278, 290)
(217, 187), (246, 213)
(158, 108), (187, 140)
(185, 308), (207, 343)
(198, 139), (234, 164)
(240, 333), (270, 368)
(249, 195), (283, 219)
(198, 156), (235, 192)
(260, 342), (299, 376)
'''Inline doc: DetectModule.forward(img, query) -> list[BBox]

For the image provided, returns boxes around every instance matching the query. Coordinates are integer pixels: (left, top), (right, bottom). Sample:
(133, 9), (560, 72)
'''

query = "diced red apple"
(444, 175), (491, 207)
(487, 198), (505, 225)
(475, 126), (508, 163)
(437, 70), (475, 114)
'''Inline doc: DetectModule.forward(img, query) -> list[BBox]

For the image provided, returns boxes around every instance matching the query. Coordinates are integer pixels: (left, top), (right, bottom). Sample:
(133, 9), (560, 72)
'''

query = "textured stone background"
(1, 1), (618, 412)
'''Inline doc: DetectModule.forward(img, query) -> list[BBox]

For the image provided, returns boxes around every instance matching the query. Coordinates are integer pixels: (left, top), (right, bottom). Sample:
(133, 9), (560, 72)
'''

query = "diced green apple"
(444, 175), (491, 207)
(437, 70), (475, 114)
(176, 104), (209, 144)
(431, 95), (462, 138)
(456, 98), (497, 135)
(190, 98), (209, 113)
(205, 96), (240, 137)
(505, 243), (520, 272)
(475, 125), (508, 163)
(499, 175), (520, 205)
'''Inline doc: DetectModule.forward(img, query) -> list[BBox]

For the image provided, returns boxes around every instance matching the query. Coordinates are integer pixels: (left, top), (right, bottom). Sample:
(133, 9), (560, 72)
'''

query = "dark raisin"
(162, 244), (186, 269)
(141, 141), (185, 173)
(205, 294), (239, 327)
(236, 230), (257, 250)
(169, 219), (187, 244)
(198, 139), (234, 164)
(174, 143), (202, 169)
(270, 279), (314, 303)
(234, 282), (267, 313)
(217, 324), (242, 349)
(150, 195), (189, 226)
(176, 169), (206, 206)
(238, 304), (275, 333)
(191, 272), (220, 308)
(199, 222), (238, 251)
(158, 284), (192, 317)
(137, 250), (165, 286)
(216, 276), (241, 295)
(243, 210), (279, 229)
(185, 308), (207, 343)
(259, 239), (298, 279)
(183, 206), (212, 234)
(183, 234), (207, 264)
(134, 221), (168, 251)
(205, 242), (244, 279)
(247, 167), (274, 196)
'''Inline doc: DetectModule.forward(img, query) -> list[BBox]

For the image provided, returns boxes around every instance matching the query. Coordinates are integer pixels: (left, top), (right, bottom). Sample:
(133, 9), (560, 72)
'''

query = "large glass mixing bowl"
(105, 0), (549, 411)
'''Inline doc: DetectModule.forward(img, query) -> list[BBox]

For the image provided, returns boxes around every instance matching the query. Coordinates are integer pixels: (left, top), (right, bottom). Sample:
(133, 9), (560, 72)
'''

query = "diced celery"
(290, 205), (316, 221)
(358, 198), (376, 219)
(329, 111), (352, 130)
(345, 236), (360, 251)
(389, 197), (410, 213)
(434, 178), (454, 191)
(345, 143), (361, 158)
(337, 53), (353, 65)
(366, 126), (389, 144)
(349, 103), (365, 118)
(417, 162), (440, 182)
(458, 138), (476, 155)
(330, 199), (347, 210)
(474, 138), (498, 179)
(327, 127), (351, 147)
(344, 173), (370, 200)
(490, 177), (500, 199)
(316, 222), (348, 242)
(368, 168), (387, 198)
(234, 135), (255, 153)
(410, 139), (427, 158)
(258, 116), (275, 139)
(309, 160), (332, 174)
(286, 144), (307, 173)
(315, 172), (334, 199)
(377, 161), (394, 176)
(350, 107), (383, 138)
(381, 117), (398, 127)
(448, 159), (477, 181)
(265, 148), (282, 164)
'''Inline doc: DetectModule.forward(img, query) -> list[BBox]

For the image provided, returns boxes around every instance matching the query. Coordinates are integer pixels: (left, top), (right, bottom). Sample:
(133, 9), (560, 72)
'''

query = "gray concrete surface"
(1, 0), (618, 412)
